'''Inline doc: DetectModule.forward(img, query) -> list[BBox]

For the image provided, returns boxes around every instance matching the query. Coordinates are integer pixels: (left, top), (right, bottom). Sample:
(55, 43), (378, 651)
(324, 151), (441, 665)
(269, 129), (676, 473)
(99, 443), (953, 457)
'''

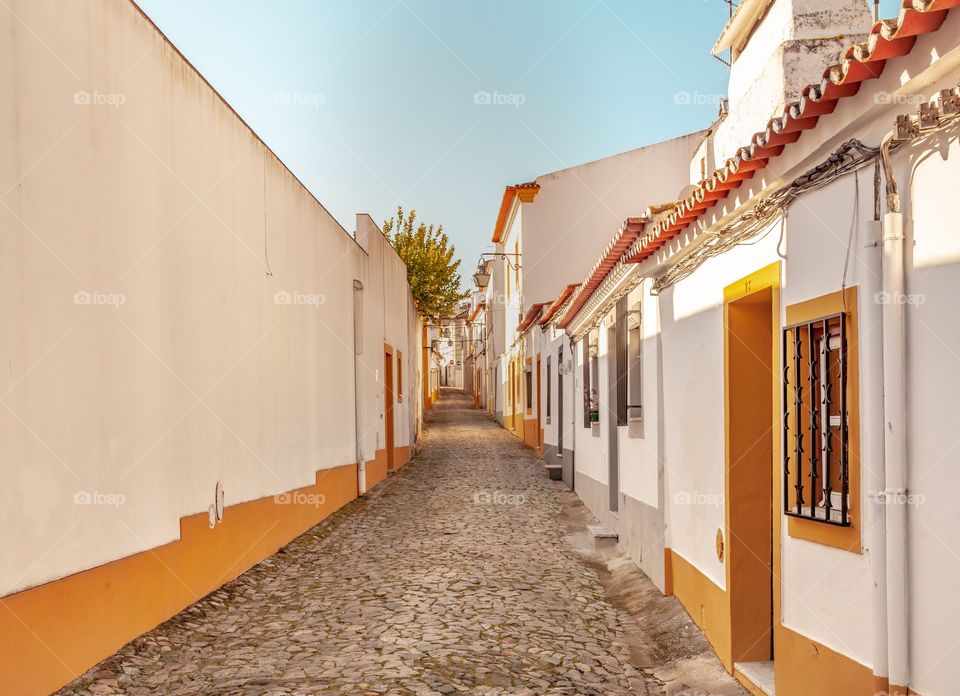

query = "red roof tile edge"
(492, 182), (540, 244)
(623, 0), (960, 268)
(517, 302), (550, 334)
(540, 284), (581, 327)
(562, 0), (959, 329)
(557, 218), (648, 329)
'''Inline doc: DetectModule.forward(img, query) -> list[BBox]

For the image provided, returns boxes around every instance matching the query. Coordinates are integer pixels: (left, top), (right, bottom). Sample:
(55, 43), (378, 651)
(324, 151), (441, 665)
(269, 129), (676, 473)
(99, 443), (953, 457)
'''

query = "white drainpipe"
(868, 215), (889, 688)
(880, 133), (908, 692)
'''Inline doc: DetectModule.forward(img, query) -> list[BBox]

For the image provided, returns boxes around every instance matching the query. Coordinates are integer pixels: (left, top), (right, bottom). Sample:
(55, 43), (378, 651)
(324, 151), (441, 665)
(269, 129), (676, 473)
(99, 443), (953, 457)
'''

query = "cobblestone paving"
(61, 391), (672, 695)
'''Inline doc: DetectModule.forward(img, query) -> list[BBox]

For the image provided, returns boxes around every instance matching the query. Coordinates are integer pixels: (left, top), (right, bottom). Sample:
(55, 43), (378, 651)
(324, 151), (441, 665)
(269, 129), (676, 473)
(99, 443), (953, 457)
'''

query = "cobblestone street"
(61, 390), (742, 696)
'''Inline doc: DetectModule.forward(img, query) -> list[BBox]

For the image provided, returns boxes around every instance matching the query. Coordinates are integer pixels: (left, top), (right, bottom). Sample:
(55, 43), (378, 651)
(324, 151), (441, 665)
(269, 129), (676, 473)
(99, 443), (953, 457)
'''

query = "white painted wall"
(566, 20), (960, 692)
(714, 0), (871, 163)
(0, 0), (418, 597)
(523, 133), (706, 313)
(616, 282), (660, 510)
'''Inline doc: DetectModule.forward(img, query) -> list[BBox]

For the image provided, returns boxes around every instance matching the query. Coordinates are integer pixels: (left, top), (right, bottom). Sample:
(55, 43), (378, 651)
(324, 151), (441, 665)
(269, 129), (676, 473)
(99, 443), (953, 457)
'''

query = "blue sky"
(135, 0), (899, 283)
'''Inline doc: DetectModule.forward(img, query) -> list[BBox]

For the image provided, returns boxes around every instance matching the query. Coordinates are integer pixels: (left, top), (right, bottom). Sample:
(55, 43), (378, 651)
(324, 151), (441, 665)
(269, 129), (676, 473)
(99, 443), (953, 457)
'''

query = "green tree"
(382, 206), (468, 319)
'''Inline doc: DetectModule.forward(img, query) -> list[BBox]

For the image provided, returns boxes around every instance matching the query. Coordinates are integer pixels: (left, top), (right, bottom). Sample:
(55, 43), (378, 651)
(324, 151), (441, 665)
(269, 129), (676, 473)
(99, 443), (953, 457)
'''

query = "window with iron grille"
(782, 312), (850, 526)
(525, 368), (533, 410)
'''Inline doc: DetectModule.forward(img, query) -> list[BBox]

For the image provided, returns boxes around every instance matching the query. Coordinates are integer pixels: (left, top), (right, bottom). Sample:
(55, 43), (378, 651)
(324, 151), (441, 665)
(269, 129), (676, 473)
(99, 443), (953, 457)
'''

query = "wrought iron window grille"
(782, 312), (850, 527)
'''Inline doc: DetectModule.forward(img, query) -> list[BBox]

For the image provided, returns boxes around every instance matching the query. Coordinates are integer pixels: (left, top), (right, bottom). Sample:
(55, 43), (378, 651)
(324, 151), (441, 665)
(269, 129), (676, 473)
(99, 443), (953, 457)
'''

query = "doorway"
(725, 264), (779, 690)
(384, 347), (395, 473)
(536, 355), (543, 452)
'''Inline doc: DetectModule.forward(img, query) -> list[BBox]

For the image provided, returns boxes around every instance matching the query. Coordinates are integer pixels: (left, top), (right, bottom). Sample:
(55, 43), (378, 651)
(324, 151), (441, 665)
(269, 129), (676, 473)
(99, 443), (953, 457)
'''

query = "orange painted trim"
(0, 464), (358, 696)
(663, 548), (732, 671)
(665, 545), (883, 696)
(366, 449), (389, 491)
(784, 287), (862, 553)
(491, 182), (539, 243)
(724, 266), (779, 666)
(733, 669), (769, 696)
(775, 623), (876, 696)
(522, 418), (539, 451)
(393, 445), (411, 471)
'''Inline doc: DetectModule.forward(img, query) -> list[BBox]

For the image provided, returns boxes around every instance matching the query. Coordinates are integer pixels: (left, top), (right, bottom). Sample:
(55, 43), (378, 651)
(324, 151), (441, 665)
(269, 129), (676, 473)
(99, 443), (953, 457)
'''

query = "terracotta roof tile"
(539, 284), (581, 327)
(467, 302), (485, 323)
(517, 302), (550, 334)
(564, 0), (958, 326)
(492, 182), (540, 244)
(557, 218), (647, 329)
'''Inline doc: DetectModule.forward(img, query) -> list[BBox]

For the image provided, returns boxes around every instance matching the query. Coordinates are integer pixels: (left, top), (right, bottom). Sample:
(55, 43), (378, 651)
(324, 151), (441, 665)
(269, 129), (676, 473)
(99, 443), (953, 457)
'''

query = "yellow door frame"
(723, 261), (782, 683)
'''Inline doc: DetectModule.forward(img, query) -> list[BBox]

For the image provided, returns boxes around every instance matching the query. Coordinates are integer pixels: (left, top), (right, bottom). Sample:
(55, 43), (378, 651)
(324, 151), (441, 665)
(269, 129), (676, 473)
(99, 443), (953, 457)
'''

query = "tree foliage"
(382, 206), (468, 319)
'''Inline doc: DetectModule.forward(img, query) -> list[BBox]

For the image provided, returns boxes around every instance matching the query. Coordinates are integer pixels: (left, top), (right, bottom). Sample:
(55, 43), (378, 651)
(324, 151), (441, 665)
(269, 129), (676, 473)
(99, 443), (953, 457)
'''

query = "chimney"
(711, 0), (873, 163)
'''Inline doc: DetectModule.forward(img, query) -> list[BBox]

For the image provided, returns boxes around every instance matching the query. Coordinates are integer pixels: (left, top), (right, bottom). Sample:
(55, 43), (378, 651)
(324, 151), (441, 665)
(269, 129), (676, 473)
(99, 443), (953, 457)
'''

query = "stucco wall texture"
(0, 0), (419, 598)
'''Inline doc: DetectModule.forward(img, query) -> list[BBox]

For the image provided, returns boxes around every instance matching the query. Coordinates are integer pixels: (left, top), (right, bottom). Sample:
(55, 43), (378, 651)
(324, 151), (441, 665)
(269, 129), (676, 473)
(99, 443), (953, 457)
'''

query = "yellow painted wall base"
(522, 418), (539, 450)
(393, 445), (411, 471)
(775, 625), (877, 696)
(665, 548), (887, 696)
(366, 450), (389, 491)
(0, 464), (358, 696)
(664, 548), (732, 670)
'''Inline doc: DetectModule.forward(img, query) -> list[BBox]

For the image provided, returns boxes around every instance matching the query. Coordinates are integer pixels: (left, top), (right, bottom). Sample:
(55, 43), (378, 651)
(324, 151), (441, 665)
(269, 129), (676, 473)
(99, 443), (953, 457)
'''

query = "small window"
(525, 368), (533, 410)
(584, 332), (599, 427)
(397, 351), (403, 403)
(615, 298), (628, 426)
(783, 312), (850, 526)
(627, 302), (642, 421)
(582, 339), (591, 428)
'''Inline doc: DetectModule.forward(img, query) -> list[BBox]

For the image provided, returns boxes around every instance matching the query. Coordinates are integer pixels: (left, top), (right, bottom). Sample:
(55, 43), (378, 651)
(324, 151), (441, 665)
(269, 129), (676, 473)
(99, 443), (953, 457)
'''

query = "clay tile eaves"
(622, 0), (960, 269)
(539, 284), (581, 327)
(517, 302), (549, 334)
(558, 217), (647, 329)
(492, 182), (540, 244)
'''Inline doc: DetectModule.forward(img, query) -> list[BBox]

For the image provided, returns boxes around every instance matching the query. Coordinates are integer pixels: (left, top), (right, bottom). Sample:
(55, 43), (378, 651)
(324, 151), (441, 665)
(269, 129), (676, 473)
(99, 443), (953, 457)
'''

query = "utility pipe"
(880, 131), (909, 694)
(868, 207), (889, 689)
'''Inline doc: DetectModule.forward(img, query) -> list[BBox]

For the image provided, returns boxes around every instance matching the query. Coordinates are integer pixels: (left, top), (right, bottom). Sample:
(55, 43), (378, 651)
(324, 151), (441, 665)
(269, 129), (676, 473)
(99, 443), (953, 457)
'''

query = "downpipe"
(878, 131), (909, 695)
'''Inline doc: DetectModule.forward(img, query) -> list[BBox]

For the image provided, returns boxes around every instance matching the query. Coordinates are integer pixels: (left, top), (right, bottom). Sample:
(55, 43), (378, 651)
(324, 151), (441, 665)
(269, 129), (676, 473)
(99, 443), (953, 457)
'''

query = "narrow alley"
(58, 391), (741, 696)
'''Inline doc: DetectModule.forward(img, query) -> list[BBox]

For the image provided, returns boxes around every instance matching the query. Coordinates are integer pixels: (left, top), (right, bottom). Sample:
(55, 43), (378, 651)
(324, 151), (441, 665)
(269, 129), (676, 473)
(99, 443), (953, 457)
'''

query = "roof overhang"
(558, 217), (648, 329)
(492, 182), (540, 244)
(467, 302), (485, 323)
(539, 284), (580, 327)
(517, 302), (549, 334)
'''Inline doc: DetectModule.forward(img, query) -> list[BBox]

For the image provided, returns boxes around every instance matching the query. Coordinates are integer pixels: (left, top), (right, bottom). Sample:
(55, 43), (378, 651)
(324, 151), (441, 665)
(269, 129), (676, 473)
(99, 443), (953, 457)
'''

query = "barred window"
(782, 312), (850, 526)
(525, 367), (533, 410)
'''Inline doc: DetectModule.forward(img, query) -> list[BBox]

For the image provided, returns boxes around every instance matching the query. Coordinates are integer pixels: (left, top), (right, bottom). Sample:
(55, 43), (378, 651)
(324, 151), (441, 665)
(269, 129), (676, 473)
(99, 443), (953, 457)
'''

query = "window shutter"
(615, 298), (628, 426)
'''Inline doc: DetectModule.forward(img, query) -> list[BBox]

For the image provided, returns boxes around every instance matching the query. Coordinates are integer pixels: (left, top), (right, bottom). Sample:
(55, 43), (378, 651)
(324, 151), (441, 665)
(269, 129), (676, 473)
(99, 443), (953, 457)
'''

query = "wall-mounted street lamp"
(472, 261), (490, 290)
(473, 252), (522, 289)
